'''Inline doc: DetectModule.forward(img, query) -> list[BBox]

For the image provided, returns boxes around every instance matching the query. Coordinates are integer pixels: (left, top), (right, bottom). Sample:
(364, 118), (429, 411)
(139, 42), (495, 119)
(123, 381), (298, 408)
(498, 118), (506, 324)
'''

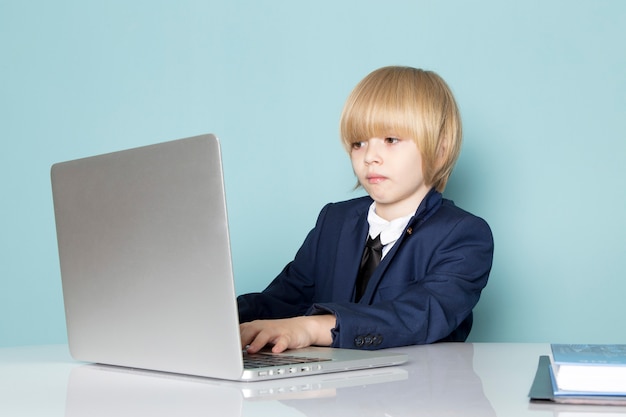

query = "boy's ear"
(435, 138), (448, 167)
(437, 130), (452, 154)
(437, 143), (446, 158)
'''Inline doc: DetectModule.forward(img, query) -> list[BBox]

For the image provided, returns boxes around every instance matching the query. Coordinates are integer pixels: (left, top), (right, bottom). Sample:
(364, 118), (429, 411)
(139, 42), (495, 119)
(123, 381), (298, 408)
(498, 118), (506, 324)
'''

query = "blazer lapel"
(332, 206), (369, 302)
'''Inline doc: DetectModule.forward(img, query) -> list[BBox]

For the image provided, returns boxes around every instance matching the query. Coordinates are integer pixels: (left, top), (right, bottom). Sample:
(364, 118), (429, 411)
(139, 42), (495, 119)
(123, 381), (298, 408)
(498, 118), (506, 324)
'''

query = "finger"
(239, 323), (256, 348)
(240, 322), (268, 351)
(271, 336), (290, 353)
(247, 330), (274, 354)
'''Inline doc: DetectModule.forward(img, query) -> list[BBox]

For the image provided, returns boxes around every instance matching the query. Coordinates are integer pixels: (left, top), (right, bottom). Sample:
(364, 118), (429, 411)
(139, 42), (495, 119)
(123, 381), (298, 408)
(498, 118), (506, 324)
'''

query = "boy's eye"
(351, 141), (365, 150)
(384, 137), (400, 144)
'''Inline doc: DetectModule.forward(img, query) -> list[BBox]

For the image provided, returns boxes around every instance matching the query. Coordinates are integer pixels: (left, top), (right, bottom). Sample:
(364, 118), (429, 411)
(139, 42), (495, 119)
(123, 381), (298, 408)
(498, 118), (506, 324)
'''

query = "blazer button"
(354, 336), (365, 347)
(373, 335), (383, 345)
(364, 335), (373, 346)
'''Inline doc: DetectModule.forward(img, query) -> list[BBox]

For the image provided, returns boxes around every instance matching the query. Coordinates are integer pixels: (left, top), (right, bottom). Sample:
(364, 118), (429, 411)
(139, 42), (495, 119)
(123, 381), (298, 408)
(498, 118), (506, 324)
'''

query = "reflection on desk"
(4, 343), (626, 416)
(276, 343), (496, 417)
(66, 363), (407, 416)
(63, 343), (494, 417)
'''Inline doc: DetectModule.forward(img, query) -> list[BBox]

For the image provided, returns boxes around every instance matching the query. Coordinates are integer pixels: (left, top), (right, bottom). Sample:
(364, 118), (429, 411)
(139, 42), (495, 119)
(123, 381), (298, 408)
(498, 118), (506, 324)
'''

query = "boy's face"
(350, 136), (430, 221)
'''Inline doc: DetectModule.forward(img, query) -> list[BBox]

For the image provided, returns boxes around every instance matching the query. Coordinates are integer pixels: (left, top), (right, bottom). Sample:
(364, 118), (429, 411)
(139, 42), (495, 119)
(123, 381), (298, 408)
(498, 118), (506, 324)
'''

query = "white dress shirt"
(366, 202), (413, 259)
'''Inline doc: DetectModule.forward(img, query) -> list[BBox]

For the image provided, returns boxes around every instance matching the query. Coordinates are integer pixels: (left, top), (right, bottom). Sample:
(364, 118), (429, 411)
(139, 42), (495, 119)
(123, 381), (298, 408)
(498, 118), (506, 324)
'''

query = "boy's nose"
(364, 141), (382, 164)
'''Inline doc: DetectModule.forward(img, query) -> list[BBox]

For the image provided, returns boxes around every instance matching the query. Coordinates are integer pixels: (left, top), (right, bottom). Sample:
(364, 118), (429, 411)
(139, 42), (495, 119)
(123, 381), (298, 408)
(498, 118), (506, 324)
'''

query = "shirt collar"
(366, 188), (443, 245)
(367, 203), (414, 246)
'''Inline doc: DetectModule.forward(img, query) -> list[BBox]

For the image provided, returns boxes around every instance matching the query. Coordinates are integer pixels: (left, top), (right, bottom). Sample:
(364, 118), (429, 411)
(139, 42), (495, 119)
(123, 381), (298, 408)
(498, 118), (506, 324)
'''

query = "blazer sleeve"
(308, 210), (494, 349)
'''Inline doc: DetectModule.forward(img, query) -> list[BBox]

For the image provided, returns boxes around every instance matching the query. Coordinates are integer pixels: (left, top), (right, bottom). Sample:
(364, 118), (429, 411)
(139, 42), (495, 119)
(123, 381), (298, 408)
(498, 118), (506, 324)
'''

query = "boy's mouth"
(366, 174), (386, 184)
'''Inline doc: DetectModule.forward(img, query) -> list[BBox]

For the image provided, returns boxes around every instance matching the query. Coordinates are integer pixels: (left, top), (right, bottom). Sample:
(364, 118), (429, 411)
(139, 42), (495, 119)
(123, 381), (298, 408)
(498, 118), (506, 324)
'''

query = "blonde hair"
(340, 66), (462, 192)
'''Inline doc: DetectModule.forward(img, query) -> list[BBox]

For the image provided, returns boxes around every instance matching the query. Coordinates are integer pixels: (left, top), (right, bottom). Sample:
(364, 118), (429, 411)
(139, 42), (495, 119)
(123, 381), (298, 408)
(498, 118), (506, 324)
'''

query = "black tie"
(355, 234), (383, 301)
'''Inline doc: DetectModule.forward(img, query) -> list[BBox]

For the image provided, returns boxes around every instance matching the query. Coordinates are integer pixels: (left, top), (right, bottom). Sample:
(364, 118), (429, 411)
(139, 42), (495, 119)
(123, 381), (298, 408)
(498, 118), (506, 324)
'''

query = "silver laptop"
(51, 133), (407, 381)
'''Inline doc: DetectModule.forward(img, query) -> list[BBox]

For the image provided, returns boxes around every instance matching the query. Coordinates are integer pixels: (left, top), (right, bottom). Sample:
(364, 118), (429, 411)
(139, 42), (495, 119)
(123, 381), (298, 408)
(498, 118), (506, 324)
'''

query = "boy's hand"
(240, 315), (335, 353)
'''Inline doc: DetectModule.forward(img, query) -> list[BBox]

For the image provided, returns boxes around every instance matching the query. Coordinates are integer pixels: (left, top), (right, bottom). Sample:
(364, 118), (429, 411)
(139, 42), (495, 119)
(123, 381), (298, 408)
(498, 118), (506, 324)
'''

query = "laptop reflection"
(64, 344), (497, 417)
(64, 361), (408, 416)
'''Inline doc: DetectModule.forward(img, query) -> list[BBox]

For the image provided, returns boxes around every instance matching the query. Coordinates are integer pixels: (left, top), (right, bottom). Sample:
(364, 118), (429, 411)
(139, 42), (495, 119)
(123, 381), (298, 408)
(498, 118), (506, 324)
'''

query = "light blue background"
(1, 1), (624, 347)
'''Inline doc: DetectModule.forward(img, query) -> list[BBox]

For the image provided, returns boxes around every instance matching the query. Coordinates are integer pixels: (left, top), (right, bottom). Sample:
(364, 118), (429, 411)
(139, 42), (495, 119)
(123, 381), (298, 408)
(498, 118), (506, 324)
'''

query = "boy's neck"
(372, 187), (432, 221)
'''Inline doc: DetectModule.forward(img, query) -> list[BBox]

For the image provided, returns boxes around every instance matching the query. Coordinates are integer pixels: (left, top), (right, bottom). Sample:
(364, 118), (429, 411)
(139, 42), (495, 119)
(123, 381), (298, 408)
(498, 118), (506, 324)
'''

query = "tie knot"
(366, 234), (384, 252)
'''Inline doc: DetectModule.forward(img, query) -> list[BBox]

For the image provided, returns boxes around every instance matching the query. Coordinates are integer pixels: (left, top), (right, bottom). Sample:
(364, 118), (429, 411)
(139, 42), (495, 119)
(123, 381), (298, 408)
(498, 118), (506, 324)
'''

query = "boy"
(238, 66), (494, 353)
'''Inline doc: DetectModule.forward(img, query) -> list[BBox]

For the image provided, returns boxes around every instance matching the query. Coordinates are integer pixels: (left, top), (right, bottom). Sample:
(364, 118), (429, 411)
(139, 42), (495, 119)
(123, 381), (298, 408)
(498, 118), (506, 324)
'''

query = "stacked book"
(529, 344), (626, 405)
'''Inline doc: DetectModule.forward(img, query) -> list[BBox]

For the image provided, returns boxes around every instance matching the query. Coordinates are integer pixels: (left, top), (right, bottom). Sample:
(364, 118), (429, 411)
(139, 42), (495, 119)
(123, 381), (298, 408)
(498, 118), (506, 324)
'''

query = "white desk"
(1, 343), (625, 416)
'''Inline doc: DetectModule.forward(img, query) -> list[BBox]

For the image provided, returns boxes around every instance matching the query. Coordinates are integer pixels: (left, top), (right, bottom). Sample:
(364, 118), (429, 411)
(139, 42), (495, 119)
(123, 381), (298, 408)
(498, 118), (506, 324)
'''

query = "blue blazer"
(238, 189), (494, 349)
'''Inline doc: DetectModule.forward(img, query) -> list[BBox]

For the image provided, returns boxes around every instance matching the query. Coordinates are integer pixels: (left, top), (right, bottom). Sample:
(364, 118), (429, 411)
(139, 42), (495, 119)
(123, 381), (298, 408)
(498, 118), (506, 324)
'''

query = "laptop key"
(243, 352), (330, 369)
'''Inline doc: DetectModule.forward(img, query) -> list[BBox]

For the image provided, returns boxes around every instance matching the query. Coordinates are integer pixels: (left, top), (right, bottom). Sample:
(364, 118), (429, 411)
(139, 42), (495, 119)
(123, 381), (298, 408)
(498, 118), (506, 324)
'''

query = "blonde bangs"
(340, 68), (425, 151)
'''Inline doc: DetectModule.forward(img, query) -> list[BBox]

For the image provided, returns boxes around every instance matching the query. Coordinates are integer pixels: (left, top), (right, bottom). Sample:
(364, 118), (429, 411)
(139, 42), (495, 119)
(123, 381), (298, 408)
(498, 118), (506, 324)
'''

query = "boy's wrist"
(308, 314), (335, 347)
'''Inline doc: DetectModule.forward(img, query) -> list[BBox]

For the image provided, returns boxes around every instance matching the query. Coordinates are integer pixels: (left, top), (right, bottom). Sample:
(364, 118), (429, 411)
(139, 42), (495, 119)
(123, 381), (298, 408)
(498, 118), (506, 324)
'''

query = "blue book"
(529, 356), (626, 405)
(551, 344), (626, 394)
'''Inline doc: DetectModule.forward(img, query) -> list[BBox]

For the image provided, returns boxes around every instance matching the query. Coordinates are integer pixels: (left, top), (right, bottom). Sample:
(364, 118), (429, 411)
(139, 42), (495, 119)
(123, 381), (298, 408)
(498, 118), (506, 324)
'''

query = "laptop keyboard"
(243, 352), (331, 369)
